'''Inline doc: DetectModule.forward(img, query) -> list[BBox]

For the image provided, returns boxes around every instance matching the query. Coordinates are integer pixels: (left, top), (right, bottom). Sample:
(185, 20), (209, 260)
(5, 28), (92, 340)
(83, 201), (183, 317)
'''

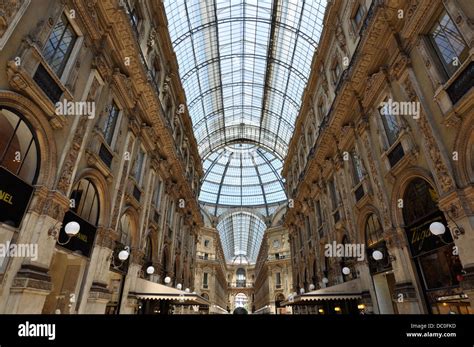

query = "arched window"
(365, 213), (391, 274)
(201, 293), (209, 300)
(365, 213), (383, 248)
(118, 213), (133, 246)
(0, 107), (39, 184)
(70, 178), (99, 226)
(403, 178), (439, 225)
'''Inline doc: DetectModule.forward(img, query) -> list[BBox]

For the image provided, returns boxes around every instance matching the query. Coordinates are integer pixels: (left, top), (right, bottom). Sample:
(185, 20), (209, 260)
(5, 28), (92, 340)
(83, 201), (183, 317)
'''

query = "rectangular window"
(154, 179), (162, 208)
(204, 239), (210, 247)
(351, 152), (364, 184)
(42, 14), (78, 76)
(332, 61), (341, 82)
(353, 4), (364, 29)
(102, 102), (120, 146)
(380, 102), (400, 146)
(167, 201), (174, 225)
(132, 147), (145, 184)
(276, 272), (281, 287)
(203, 272), (208, 287)
(429, 11), (468, 77)
(329, 178), (338, 210)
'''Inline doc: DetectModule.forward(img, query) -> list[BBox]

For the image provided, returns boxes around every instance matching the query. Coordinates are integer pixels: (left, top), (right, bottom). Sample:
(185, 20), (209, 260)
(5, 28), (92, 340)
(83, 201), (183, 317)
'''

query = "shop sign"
(406, 213), (453, 257)
(0, 167), (34, 228)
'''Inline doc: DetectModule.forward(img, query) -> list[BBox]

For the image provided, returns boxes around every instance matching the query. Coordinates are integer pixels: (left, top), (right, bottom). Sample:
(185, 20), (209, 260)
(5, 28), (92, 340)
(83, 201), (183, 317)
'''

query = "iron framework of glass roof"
(217, 211), (266, 263)
(164, 0), (327, 262)
(199, 144), (286, 214)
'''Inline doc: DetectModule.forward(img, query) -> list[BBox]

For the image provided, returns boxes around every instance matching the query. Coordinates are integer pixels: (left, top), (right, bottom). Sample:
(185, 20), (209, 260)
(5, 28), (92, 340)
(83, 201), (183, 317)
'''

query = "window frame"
(428, 10), (469, 79)
(41, 9), (84, 84)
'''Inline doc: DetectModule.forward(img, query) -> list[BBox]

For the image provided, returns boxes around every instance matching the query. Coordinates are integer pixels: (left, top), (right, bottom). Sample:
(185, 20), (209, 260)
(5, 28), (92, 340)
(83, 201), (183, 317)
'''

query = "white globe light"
(192, 291), (196, 294)
(322, 277), (329, 284)
(342, 267), (351, 275)
(372, 250), (384, 261)
(164, 276), (171, 284)
(185, 288), (190, 293)
(309, 284), (315, 291)
(300, 288), (305, 294)
(64, 221), (80, 236)
(430, 222), (446, 236)
(146, 266), (155, 275)
(118, 249), (129, 261)
(177, 283), (182, 290)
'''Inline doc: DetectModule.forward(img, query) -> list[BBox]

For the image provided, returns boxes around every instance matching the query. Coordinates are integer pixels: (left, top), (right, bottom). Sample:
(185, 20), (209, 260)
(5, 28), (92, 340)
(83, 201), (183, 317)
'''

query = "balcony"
(228, 281), (253, 289)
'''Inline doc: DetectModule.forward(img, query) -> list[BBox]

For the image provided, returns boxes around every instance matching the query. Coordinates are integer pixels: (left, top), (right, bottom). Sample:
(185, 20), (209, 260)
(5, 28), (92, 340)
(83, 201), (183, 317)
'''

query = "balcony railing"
(228, 282), (253, 288)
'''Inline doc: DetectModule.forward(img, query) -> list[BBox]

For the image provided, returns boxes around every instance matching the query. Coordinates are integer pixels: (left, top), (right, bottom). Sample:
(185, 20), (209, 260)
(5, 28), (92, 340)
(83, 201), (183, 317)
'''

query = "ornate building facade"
(283, 0), (473, 314)
(0, 0), (203, 314)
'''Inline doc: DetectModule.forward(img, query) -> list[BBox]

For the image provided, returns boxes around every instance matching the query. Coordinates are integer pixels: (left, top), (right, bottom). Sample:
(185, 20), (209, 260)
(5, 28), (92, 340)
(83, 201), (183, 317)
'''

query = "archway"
(234, 292), (248, 311)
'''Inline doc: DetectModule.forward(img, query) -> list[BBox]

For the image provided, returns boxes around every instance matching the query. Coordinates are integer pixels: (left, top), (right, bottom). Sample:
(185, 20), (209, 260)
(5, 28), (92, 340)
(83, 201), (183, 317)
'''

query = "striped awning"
(282, 279), (362, 305)
(132, 278), (209, 306)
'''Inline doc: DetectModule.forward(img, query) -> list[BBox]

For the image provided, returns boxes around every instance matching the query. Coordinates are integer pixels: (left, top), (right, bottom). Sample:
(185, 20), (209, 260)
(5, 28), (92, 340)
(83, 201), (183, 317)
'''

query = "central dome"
(199, 144), (287, 213)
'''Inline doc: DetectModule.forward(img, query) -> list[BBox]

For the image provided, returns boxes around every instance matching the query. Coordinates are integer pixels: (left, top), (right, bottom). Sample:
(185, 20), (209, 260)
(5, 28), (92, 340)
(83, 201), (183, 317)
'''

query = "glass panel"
(430, 11), (468, 77)
(42, 14), (78, 76)
(380, 101), (400, 146)
(0, 108), (39, 184)
(102, 102), (119, 146)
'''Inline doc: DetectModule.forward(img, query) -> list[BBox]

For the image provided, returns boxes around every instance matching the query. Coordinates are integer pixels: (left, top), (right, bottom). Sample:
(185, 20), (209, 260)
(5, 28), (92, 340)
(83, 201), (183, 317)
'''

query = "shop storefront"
(42, 178), (99, 314)
(403, 178), (471, 314)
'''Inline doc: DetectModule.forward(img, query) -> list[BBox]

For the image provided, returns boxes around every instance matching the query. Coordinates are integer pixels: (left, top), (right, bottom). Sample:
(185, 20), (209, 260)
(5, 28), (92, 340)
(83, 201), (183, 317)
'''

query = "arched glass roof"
(199, 144), (286, 214)
(164, 0), (327, 263)
(217, 212), (266, 263)
(164, 0), (326, 159)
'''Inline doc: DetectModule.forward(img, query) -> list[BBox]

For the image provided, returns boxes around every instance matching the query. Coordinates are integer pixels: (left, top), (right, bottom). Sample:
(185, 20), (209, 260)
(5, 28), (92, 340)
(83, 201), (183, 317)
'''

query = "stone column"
(77, 227), (115, 314)
(389, 227), (425, 314)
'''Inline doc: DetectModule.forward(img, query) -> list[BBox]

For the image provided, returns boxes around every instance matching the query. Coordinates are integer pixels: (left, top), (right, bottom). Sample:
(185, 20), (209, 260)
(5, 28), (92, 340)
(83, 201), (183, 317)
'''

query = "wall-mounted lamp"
(371, 249), (396, 266)
(164, 276), (171, 285)
(108, 246), (130, 269)
(430, 204), (466, 240)
(56, 221), (81, 246)
(146, 266), (155, 275)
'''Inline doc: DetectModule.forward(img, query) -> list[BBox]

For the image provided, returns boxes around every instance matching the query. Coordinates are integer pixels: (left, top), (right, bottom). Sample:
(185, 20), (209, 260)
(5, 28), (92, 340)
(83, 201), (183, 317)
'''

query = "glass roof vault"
(164, 0), (327, 262)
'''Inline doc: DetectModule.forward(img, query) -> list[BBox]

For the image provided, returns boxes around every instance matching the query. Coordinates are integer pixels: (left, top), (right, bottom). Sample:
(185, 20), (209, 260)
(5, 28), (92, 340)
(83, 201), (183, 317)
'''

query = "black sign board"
(0, 167), (34, 228)
(57, 210), (97, 258)
(405, 212), (453, 257)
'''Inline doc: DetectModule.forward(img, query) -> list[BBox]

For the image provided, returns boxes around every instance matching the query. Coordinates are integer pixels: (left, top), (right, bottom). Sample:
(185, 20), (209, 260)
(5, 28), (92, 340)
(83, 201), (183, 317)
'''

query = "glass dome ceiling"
(164, 0), (327, 262)
(199, 144), (286, 214)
